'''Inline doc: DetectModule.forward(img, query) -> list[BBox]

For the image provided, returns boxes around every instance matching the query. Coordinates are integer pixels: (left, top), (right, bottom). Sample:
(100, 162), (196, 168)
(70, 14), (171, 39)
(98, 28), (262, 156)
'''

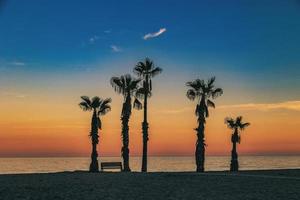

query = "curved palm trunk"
(195, 98), (206, 172)
(89, 110), (99, 172)
(230, 130), (239, 172)
(141, 77), (149, 172)
(121, 96), (131, 172)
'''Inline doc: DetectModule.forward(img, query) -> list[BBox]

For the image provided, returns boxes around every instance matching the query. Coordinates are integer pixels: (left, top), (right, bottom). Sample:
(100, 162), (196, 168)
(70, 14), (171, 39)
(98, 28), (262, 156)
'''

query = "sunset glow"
(1, 0), (300, 157)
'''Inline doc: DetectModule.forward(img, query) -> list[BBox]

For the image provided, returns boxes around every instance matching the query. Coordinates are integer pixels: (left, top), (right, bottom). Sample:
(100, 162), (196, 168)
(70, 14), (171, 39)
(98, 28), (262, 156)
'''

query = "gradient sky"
(0, 0), (300, 157)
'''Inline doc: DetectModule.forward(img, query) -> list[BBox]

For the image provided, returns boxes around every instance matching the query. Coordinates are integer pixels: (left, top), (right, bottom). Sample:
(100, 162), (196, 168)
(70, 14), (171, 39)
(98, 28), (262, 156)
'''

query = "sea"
(0, 156), (299, 174)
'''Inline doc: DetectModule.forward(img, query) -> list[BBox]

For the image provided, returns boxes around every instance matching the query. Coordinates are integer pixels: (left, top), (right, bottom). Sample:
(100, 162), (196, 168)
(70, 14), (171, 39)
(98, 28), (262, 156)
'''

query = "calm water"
(0, 156), (300, 174)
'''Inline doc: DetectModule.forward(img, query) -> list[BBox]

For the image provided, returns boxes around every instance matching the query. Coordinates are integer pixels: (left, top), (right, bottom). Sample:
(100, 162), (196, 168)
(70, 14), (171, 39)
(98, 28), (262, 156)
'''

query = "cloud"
(110, 45), (122, 52)
(10, 61), (25, 66)
(158, 100), (300, 114)
(218, 101), (300, 111)
(143, 28), (167, 40)
(89, 35), (99, 44)
(2, 92), (27, 98)
(158, 107), (192, 114)
(104, 30), (111, 34)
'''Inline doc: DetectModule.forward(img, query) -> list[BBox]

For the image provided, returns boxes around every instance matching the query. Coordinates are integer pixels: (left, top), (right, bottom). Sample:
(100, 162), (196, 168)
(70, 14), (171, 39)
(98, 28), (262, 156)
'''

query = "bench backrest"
(101, 162), (123, 171)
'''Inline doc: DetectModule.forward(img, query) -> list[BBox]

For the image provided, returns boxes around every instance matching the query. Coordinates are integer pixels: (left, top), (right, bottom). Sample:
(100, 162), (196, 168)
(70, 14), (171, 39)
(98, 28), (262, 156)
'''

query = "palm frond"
(186, 89), (196, 101)
(79, 102), (91, 111)
(207, 77), (216, 88)
(226, 116), (250, 131)
(150, 67), (162, 78)
(91, 96), (101, 108)
(111, 74), (140, 96)
(133, 65), (144, 76)
(98, 105), (111, 116)
(124, 74), (132, 87)
(186, 79), (202, 91)
(101, 97), (112, 106)
(97, 117), (102, 129)
(145, 58), (153, 71)
(129, 78), (141, 91)
(133, 98), (143, 110)
(225, 117), (236, 129)
(207, 99), (215, 108)
(195, 104), (200, 116)
(204, 105), (209, 118)
(236, 116), (243, 126)
(238, 135), (241, 144)
(80, 96), (91, 105)
(135, 58), (162, 77)
(110, 76), (125, 94)
(135, 87), (151, 99)
(211, 88), (223, 98)
(240, 122), (250, 130)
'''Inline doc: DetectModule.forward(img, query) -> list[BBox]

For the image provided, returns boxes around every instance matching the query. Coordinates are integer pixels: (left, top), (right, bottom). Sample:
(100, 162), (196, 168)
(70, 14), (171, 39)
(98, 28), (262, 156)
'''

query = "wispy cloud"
(218, 101), (300, 111)
(2, 92), (27, 99)
(10, 61), (26, 66)
(157, 100), (300, 114)
(104, 30), (111, 34)
(110, 45), (122, 53)
(89, 35), (99, 44)
(143, 28), (167, 40)
(158, 107), (192, 114)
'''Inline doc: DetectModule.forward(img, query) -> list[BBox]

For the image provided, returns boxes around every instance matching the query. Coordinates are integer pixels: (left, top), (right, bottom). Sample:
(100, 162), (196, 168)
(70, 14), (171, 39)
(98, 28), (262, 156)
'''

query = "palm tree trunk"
(121, 98), (131, 172)
(90, 142), (99, 172)
(141, 77), (149, 172)
(121, 115), (131, 172)
(89, 110), (99, 172)
(230, 132), (239, 172)
(195, 99), (206, 172)
(195, 122), (205, 172)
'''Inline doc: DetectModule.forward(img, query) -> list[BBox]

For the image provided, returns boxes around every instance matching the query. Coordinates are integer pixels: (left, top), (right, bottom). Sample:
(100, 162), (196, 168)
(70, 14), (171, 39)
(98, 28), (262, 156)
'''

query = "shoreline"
(1, 168), (300, 175)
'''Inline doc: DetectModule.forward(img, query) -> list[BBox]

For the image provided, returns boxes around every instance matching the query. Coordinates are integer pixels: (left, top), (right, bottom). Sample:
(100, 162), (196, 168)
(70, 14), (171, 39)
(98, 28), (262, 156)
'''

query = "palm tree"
(134, 58), (162, 172)
(225, 116), (250, 172)
(186, 77), (223, 172)
(111, 74), (142, 172)
(79, 96), (112, 172)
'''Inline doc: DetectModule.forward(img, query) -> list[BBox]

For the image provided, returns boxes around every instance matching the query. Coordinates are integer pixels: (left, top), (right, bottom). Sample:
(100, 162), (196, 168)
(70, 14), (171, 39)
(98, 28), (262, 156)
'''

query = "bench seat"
(101, 162), (123, 171)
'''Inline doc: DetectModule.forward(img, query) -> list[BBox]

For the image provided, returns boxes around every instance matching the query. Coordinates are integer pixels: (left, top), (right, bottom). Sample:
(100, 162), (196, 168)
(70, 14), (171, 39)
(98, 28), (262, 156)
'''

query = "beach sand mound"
(0, 169), (299, 200)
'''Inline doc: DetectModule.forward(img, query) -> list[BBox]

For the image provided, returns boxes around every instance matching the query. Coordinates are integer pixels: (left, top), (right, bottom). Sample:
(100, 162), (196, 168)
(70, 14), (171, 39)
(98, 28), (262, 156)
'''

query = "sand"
(0, 169), (299, 200)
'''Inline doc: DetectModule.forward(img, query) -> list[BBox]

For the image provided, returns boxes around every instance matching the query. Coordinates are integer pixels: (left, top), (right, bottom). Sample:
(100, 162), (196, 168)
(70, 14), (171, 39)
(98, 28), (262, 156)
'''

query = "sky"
(0, 0), (300, 157)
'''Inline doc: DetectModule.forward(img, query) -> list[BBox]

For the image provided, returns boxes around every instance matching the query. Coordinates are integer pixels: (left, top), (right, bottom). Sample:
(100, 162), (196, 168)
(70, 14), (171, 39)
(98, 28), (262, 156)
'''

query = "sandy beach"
(0, 169), (299, 200)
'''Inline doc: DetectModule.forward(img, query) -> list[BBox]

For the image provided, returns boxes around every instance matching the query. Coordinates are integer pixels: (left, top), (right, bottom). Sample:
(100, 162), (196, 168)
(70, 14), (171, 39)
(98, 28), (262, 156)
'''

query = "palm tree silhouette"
(225, 116), (250, 172)
(186, 77), (223, 172)
(79, 96), (112, 172)
(134, 58), (162, 172)
(111, 74), (142, 172)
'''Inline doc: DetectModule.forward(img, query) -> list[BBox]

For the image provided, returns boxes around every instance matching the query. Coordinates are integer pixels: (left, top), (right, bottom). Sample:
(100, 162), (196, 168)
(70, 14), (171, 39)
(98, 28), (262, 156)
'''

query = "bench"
(101, 162), (123, 171)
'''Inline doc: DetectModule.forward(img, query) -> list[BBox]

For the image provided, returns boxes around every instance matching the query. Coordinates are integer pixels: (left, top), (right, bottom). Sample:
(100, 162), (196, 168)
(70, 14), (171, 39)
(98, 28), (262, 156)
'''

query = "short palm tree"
(111, 74), (142, 172)
(186, 77), (223, 172)
(134, 58), (162, 172)
(79, 96), (112, 172)
(225, 116), (250, 172)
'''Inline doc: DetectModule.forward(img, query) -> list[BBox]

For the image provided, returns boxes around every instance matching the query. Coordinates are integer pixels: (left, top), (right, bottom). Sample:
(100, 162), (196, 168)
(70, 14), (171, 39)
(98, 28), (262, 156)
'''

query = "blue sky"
(1, 1), (300, 156)
(1, 0), (300, 102)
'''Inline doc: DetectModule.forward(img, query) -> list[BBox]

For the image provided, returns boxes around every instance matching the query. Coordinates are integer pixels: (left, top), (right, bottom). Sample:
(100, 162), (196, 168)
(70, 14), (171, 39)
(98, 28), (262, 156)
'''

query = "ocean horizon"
(1, 155), (299, 174)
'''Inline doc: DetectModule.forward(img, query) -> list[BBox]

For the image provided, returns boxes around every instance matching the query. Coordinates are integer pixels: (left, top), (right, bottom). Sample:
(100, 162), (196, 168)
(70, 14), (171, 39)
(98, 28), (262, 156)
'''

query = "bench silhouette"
(101, 162), (123, 171)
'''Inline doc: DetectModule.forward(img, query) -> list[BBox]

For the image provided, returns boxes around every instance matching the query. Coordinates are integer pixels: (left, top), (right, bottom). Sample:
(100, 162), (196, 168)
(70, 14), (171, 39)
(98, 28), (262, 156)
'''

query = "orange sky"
(1, 69), (300, 157)
(1, 0), (300, 158)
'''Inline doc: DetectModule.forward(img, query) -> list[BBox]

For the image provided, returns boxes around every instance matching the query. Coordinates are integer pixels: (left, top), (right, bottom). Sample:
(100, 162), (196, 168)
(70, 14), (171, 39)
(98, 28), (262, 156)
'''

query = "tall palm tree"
(186, 77), (223, 172)
(111, 74), (142, 172)
(134, 58), (162, 172)
(79, 96), (112, 172)
(225, 116), (250, 172)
